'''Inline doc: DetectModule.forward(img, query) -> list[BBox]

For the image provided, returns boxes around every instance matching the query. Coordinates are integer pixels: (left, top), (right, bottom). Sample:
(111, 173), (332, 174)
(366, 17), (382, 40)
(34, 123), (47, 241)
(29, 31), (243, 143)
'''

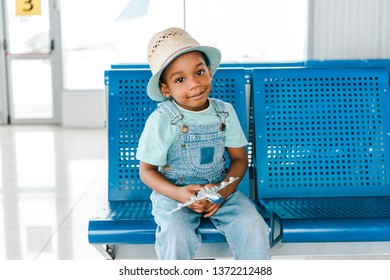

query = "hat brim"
(146, 46), (221, 101)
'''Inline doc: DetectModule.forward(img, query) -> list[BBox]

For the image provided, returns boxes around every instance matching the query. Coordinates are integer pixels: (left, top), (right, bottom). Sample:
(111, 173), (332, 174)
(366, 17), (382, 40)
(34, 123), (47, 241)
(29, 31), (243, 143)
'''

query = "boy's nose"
(187, 76), (201, 89)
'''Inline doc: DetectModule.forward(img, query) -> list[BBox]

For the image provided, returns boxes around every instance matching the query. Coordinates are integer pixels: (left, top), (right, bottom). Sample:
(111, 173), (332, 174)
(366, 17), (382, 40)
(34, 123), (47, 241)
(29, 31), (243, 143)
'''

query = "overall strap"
(210, 98), (229, 129)
(157, 100), (184, 126)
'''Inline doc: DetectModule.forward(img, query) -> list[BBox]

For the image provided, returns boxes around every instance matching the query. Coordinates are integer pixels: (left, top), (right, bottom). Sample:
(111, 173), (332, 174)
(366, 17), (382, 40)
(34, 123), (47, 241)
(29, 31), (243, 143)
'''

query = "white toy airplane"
(167, 177), (239, 214)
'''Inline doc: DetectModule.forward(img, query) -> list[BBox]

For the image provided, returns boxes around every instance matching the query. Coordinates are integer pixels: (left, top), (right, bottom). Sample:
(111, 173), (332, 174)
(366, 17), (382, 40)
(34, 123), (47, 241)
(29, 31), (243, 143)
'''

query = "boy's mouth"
(189, 90), (205, 99)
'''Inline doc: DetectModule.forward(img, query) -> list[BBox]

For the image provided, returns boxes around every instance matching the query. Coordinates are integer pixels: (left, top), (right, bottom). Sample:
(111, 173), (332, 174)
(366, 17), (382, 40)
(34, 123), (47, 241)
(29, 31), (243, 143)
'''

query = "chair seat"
(88, 201), (227, 245)
(260, 196), (390, 242)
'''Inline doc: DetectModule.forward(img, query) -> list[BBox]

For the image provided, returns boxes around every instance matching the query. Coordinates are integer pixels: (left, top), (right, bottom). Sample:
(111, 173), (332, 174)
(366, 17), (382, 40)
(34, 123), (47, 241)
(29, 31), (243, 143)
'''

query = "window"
(186, 0), (308, 63)
(61, 0), (307, 90)
(61, 0), (184, 90)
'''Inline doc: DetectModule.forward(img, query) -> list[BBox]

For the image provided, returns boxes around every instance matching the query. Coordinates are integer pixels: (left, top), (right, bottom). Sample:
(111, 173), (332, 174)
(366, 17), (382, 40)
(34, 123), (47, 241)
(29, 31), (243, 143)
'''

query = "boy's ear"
(159, 82), (171, 98)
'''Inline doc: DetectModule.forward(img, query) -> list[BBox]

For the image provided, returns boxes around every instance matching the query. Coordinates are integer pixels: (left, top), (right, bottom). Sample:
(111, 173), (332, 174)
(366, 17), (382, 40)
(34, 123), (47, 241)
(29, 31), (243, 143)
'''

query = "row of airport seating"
(88, 60), (390, 259)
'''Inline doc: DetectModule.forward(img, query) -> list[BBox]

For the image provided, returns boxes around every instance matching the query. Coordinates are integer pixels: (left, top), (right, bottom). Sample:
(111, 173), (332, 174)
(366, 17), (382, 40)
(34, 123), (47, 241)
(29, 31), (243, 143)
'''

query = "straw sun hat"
(146, 27), (221, 101)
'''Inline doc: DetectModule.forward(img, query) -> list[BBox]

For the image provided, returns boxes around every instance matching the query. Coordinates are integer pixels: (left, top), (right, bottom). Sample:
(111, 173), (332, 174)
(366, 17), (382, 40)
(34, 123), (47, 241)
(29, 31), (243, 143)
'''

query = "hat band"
(158, 45), (195, 71)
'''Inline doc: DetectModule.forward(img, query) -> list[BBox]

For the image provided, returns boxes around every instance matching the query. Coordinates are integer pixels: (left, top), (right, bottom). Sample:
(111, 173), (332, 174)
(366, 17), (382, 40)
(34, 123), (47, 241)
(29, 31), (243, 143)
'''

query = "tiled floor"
(1, 125), (390, 260)
(0, 125), (107, 260)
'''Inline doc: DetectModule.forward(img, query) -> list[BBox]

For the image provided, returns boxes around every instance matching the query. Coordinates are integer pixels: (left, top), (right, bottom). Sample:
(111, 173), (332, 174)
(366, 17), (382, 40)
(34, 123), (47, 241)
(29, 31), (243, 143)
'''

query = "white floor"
(1, 125), (390, 260)
(0, 125), (107, 260)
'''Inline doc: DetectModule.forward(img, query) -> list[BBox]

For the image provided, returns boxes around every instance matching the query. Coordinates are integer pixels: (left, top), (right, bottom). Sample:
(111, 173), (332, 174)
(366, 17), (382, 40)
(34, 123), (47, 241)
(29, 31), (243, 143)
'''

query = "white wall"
(0, 56), (7, 125)
(61, 90), (106, 128)
(308, 0), (390, 59)
(0, 1), (7, 125)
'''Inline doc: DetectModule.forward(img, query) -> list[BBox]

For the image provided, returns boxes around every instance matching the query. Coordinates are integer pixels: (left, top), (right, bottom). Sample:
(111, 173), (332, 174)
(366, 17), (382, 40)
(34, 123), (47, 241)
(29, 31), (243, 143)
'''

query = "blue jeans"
(151, 190), (270, 260)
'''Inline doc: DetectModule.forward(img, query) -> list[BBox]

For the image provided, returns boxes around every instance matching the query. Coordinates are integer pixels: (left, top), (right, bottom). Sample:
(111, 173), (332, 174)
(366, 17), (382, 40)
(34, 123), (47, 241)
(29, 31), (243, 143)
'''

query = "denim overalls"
(150, 98), (270, 259)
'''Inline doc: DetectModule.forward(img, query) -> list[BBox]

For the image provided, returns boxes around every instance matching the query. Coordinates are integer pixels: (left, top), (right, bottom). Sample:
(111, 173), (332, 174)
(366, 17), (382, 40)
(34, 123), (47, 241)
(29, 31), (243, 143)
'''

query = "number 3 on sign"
(15, 0), (42, 16)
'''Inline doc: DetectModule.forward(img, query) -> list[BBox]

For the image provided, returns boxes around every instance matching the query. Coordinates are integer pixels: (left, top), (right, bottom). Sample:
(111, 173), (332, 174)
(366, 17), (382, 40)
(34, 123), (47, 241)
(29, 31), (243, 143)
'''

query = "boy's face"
(159, 51), (213, 111)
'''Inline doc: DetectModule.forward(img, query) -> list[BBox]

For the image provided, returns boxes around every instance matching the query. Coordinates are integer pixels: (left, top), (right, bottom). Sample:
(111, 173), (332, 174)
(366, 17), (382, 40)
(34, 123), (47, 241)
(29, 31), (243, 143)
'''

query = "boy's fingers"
(187, 184), (203, 193)
(203, 203), (221, 218)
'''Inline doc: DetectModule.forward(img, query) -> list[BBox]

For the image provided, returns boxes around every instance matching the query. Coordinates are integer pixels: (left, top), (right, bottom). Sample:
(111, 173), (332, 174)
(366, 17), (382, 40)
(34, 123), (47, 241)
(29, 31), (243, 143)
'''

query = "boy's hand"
(190, 183), (225, 217)
(201, 183), (223, 217)
(177, 184), (205, 213)
(201, 200), (222, 218)
(176, 182), (231, 216)
(177, 184), (218, 214)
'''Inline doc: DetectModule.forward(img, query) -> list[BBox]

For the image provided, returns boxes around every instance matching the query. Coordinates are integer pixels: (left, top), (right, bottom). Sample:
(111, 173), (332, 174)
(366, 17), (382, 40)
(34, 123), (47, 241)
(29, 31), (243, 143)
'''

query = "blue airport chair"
(252, 66), (390, 245)
(88, 67), (252, 259)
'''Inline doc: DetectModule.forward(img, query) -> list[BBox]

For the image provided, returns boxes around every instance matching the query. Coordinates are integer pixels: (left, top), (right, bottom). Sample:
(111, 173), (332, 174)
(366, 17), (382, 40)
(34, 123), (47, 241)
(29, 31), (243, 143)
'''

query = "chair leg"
(93, 244), (115, 260)
(270, 214), (283, 248)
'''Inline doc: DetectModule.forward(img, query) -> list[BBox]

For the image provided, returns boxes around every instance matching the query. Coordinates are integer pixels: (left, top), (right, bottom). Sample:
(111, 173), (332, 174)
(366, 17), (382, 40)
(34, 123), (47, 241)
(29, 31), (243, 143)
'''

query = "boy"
(136, 27), (270, 260)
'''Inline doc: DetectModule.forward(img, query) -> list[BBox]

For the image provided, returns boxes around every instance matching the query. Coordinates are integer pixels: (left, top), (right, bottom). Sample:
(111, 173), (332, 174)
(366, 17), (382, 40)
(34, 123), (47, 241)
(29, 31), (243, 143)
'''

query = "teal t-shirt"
(136, 99), (248, 167)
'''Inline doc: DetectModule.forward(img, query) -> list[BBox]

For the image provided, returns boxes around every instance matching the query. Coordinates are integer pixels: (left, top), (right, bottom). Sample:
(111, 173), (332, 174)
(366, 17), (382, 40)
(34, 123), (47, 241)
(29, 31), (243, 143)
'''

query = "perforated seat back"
(252, 67), (390, 198)
(107, 68), (249, 201)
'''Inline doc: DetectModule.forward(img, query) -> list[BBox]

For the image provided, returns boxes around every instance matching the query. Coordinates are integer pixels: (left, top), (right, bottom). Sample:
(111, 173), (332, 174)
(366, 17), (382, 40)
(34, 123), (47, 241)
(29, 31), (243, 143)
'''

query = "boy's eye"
(196, 69), (205, 76)
(175, 77), (185, 83)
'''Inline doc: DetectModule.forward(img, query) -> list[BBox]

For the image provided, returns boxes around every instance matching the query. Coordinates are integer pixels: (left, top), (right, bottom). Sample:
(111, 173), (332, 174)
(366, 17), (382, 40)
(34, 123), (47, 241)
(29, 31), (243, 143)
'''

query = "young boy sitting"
(136, 27), (270, 260)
